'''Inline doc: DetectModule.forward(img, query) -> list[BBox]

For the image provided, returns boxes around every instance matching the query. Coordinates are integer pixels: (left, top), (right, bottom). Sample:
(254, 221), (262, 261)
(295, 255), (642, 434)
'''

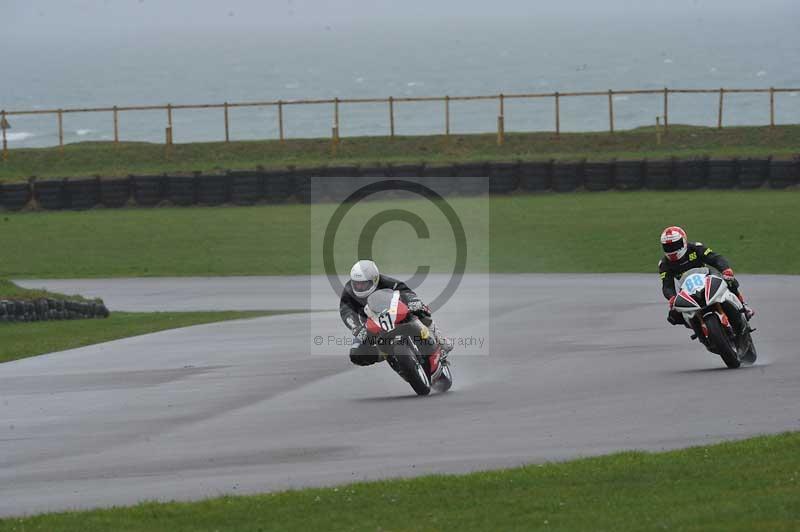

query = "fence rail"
(2, 87), (799, 156)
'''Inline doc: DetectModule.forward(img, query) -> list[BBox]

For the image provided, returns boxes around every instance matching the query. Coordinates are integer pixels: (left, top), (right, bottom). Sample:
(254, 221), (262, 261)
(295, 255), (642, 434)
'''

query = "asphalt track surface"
(3, 274), (799, 517)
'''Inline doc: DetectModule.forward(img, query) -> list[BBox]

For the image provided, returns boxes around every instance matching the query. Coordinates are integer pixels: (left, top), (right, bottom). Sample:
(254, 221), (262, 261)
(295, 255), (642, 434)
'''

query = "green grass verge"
(0, 190), (797, 278)
(1, 125), (798, 181)
(0, 310), (288, 364)
(0, 278), (96, 302)
(2, 432), (798, 530)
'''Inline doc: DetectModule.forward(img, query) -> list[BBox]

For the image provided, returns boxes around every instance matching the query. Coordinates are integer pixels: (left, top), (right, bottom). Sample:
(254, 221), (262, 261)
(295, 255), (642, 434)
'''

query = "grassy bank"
(0, 190), (798, 278)
(0, 278), (96, 301)
(1, 125), (798, 181)
(2, 432), (798, 530)
(0, 310), (288, 364)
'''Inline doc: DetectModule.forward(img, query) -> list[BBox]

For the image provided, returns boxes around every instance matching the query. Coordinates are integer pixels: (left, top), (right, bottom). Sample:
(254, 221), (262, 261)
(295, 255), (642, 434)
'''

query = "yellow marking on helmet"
(704, 248), (713, 255)
(689, 252), (697, 261)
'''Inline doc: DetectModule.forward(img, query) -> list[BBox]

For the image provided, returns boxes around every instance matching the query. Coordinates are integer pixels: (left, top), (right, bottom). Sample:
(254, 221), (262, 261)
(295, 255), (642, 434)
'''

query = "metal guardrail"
(1, 87), (799, 157)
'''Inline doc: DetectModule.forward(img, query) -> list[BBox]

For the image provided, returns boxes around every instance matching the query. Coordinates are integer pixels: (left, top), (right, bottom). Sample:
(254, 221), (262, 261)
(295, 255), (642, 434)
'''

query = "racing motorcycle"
(673, 268), (757, 369)
(364, 289), (453, 396)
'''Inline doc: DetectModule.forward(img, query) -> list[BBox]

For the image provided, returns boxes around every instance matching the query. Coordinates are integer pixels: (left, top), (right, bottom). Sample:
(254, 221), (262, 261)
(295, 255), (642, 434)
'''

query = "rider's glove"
(353, 326), (368, 342)
(668, 296), (676, 309)
(722, 268), (735, 282)
(407, 300), (431, 318)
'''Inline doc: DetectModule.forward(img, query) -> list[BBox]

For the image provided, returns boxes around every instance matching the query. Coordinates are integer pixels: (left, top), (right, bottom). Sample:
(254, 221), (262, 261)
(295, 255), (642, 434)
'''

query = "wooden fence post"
(57, 109), (64, 154)
(497, 94), (505, 145)
(167, 103), (172, 146)
(663, 87), (669, 131)
(224, 102), (230, 142)
(445, 96), (450, 137)
(769, 87), (775, 128)
(554, 92), (560, 137)
(113, 106), (119, 144)
(389, 96), (395, 138)
(278, 100), (285, 142)
(1, 110), (8, 161)
(334, 97), (340, 140)
(717, 88), (724, 129)
(608, 90), (615, 134)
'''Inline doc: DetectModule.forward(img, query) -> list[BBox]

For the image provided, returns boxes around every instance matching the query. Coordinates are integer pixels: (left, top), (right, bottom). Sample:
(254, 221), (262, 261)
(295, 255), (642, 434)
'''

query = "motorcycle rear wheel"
(704, 313), (741, 369)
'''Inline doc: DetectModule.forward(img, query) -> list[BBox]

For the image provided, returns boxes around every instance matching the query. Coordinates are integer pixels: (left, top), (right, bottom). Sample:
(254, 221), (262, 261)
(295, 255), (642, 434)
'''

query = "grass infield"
(1, 125), (798, 181)
(0, 190), (797, 278)
(1, 432), (797, 530)
(0, 310), (287, 364)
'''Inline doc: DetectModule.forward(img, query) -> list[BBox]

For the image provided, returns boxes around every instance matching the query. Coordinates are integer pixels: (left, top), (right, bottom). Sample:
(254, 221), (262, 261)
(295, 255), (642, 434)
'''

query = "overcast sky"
(6, 0), (798, 38)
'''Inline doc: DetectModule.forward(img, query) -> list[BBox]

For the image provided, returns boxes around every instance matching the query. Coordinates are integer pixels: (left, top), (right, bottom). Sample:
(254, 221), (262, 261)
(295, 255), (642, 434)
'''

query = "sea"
(3, 12), (799, 149)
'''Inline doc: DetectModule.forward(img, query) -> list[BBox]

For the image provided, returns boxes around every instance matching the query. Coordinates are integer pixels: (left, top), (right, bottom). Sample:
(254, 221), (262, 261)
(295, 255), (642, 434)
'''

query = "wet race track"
(2, 275), (799, 516)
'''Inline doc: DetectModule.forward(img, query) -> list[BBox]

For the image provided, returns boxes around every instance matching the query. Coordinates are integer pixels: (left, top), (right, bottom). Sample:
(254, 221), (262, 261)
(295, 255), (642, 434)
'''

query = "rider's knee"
(667, 310), (685, 326)
(349, 342), (380, 366)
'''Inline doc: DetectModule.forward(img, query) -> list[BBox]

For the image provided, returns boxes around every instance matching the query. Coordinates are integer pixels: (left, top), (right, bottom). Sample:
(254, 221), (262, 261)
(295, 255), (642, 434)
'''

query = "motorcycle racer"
(659, 226), (755, 326)
(340, 259), (453, 366)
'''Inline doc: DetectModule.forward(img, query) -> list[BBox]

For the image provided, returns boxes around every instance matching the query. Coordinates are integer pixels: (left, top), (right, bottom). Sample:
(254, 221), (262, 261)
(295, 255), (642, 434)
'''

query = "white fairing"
(677, 268), (742, 320)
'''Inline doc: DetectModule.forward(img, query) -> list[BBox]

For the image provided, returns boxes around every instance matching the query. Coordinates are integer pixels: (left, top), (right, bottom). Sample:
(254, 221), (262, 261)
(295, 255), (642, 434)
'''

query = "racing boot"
(430, 323), (454, 358)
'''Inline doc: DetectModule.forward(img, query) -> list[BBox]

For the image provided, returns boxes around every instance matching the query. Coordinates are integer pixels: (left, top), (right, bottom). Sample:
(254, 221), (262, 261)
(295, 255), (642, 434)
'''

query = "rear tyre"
(704, 313), (741, 369)
(739, 331), (758, 365)
(432, 363), (453, 393)
(392, 347), (431, 396)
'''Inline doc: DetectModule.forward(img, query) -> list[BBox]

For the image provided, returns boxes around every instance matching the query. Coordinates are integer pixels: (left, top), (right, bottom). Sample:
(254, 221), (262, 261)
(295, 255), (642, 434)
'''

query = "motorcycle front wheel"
(391, 345), (431, 396)
(704, 313), (741, 369)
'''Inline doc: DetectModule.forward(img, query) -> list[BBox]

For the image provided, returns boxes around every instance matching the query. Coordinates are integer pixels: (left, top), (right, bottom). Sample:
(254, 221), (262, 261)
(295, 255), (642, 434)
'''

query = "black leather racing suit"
(658, 241), (741, 325)
(340, 275), (430, 366)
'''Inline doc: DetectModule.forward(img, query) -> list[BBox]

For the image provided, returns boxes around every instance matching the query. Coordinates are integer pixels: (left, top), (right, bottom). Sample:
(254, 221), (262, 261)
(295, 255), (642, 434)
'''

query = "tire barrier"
(166, 175), (197, 206)
(65, 178), (100, 210)
(423, 165), (460, 195)
(132, 175), (165, 206)
(518, 160), (552, 191)
(263, 170), (295, 204)
(488, 162), (519, 195)
(0, 182), (32, 210)
(0, 297), (110, 323)
(737, 158), (770, 189)
(229, 170), (262, 205)
(615, 160), (644, 190)
(673, 158), (706, 190)
(768, 159), (799, 189)
(34, 179), (67, 210)
(644, 159), (675, 190)
(100, 178), (131, 208)
(551, 160), (583, 192)
(455, 163), (488, 196)
(197, 174), (230, 205)
(2, 156), (797, 212)
(707, 159), (739, 189)
(583, 161), (614, 191)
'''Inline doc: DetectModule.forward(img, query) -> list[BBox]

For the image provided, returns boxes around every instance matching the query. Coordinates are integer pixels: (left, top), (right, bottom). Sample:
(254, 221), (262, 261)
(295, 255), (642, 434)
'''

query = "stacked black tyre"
(0, 298), (110, 322)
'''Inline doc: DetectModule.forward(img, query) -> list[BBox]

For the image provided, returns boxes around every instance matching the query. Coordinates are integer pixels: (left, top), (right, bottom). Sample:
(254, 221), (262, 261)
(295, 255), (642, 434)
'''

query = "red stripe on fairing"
(678, 290), (701, 308)
(395, 300), (409, 324)
(366, 318), (381, 335)
(705, 276), (712, 302)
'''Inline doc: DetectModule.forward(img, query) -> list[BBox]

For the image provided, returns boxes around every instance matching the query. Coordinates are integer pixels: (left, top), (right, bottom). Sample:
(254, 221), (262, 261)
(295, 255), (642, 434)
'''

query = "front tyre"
(392, 346), (431, 396)
(704, 313), (741, 369)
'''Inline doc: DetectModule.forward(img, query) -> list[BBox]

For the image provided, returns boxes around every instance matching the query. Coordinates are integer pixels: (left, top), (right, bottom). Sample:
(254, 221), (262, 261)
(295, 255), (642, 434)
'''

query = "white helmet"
(350, 260), (380, 299)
